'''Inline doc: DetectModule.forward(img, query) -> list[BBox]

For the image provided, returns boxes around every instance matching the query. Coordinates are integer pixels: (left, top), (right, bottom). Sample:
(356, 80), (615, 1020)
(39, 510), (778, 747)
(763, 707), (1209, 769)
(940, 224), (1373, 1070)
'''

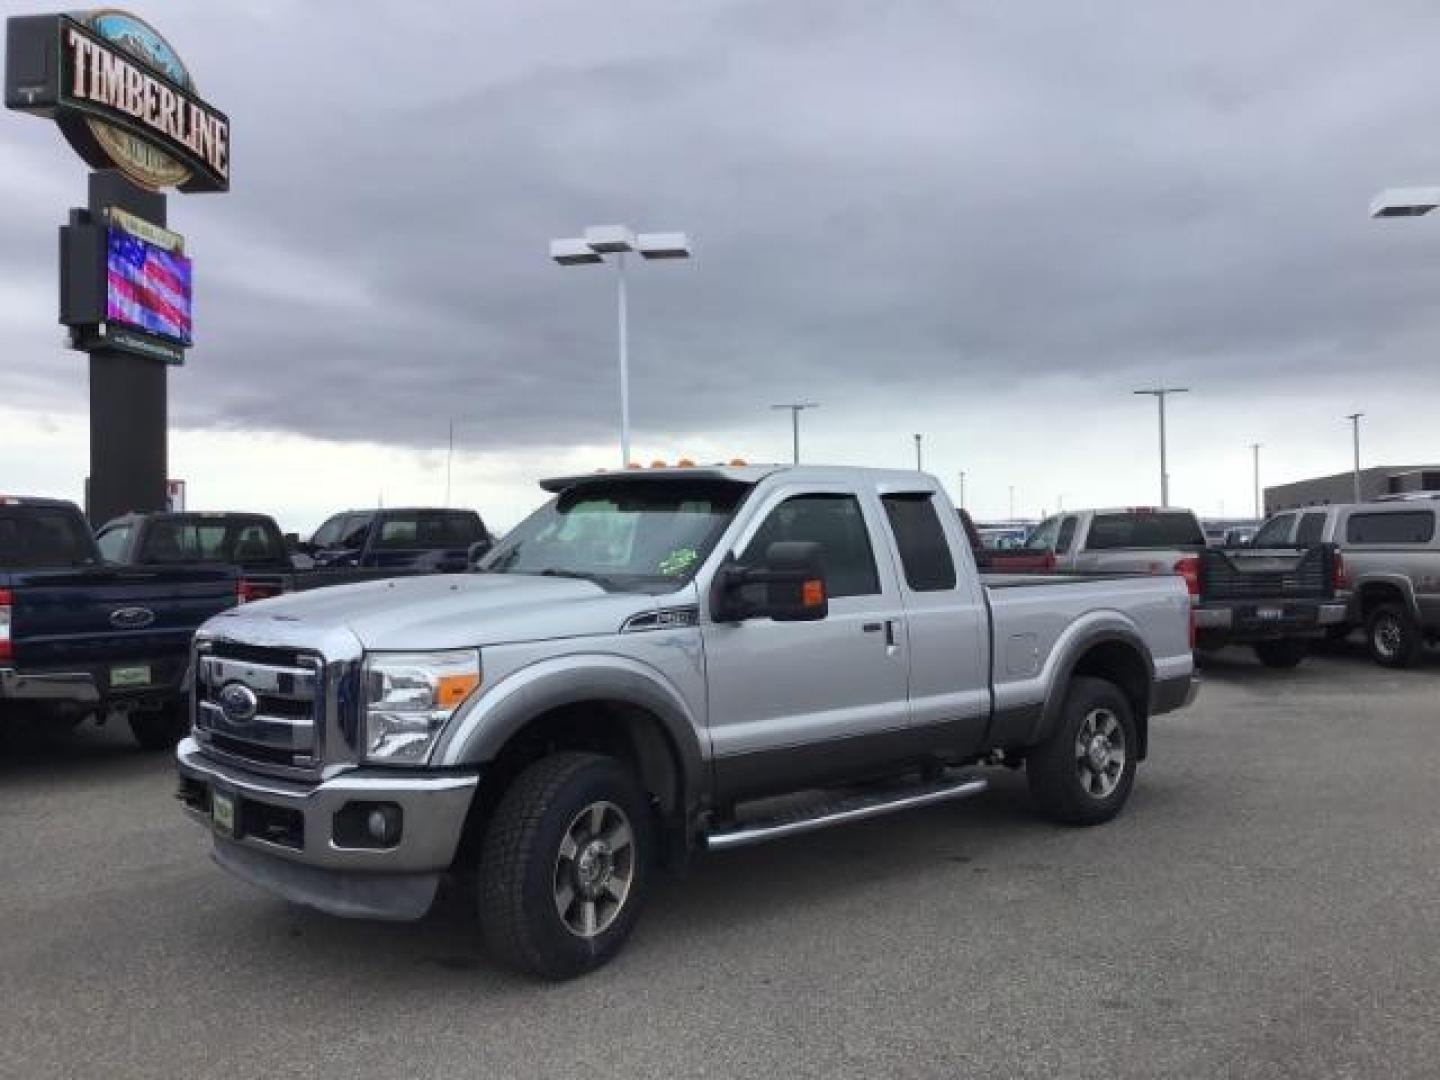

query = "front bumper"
(1193, 601), (1348, 641)
(175, 737), (479, 920)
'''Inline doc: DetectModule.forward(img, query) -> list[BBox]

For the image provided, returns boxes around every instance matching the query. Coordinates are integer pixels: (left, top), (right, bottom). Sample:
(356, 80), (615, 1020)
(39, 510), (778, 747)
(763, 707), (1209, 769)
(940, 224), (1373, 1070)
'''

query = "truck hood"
(204, 572), (669, 651)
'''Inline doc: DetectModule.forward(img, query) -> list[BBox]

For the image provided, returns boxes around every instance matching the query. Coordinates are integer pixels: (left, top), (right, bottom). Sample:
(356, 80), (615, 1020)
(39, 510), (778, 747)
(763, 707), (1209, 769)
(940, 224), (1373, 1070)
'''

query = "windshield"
(480, 479), (749, 592)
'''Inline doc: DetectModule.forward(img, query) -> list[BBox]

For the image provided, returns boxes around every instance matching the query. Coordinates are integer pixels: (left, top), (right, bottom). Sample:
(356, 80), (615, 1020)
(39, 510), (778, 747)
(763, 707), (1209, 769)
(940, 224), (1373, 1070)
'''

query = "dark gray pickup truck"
(1, 497), (239, 748)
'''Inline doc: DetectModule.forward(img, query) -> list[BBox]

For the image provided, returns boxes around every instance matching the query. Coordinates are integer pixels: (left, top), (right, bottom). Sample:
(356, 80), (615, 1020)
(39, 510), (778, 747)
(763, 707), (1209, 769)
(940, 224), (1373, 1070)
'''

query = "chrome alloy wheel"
(1074, 707), (1126, 799)
(553, 800), (635, 939)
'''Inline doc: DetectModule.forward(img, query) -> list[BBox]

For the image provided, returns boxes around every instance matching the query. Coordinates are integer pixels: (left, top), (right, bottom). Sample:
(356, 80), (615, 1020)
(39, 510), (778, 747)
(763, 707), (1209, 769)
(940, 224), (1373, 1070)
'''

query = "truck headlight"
(362, 650), (480, 763)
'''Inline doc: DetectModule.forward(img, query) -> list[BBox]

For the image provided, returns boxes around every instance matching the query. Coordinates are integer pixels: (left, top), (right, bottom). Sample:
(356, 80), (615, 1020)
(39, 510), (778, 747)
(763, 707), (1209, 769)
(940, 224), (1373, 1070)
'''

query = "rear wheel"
(478, 752), (653, 980)
(1253, 639), (1308, 669)
(128, 700), (188, 751)
(1366, 603), (1422, 669)
(1026, 677), (1137, 826)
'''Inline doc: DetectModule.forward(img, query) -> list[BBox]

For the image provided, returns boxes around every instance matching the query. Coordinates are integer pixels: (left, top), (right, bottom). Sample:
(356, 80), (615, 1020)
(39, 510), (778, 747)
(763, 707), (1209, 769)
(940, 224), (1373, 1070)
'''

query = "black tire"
(1026, 676), (1137, 826)
(127, 701), (188, 751)
(479, 752), (653, 980)
(1366, 603), (1423, 669)
(1253, 639), (1308, 669)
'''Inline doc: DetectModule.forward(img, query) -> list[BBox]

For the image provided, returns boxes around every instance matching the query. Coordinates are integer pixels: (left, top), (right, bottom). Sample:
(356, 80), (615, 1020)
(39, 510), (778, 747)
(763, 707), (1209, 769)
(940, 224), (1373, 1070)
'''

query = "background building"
(1265, 464), (1440, 513)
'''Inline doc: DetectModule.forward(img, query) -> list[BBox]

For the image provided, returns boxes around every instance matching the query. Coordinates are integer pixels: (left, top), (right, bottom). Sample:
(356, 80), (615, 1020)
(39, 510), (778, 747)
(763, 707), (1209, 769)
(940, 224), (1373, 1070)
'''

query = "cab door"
(702, 484), (911, 802)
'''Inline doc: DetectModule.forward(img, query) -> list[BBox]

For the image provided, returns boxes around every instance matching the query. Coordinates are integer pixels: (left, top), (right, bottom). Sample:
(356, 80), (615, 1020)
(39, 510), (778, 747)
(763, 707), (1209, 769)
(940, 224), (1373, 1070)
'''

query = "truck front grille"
(194, 643), (324, 777)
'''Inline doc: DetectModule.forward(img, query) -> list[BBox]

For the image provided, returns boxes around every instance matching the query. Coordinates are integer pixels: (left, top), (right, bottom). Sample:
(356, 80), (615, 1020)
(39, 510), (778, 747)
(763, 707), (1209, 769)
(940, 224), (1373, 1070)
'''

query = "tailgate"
(1200, 545), (1336, 603)
(10, 566), (238, 667)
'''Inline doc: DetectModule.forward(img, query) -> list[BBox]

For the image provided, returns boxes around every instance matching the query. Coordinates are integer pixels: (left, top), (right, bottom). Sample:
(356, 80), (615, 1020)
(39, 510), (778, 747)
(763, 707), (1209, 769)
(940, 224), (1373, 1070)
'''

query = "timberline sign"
(5, 10), (229, 193)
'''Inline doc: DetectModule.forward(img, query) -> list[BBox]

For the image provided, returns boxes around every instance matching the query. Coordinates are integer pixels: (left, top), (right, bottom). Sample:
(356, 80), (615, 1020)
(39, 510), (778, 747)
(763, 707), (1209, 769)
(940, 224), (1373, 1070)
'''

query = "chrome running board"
(704, 774), (989, 851)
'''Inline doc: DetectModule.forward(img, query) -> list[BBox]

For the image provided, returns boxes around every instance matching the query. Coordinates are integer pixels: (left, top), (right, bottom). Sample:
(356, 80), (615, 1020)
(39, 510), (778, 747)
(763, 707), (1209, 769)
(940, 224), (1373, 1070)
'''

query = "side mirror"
(710, 540), (829, 623)
(468, 539), (492, 567)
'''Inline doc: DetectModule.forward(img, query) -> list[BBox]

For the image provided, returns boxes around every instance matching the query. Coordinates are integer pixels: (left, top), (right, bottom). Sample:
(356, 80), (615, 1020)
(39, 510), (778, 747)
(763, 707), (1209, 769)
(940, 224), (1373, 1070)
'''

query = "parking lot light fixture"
(1133, 387), (1190, 507)
(1370, 187), (1440, 218)
(1346, 413), (1364, 502)
(771, 402), (819, 463)
(551, 226), (693, 466)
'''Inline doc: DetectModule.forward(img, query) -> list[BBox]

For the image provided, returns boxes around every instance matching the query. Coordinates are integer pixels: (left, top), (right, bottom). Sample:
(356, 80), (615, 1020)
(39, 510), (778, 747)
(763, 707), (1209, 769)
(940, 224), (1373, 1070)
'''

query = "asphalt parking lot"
(2, 641), (1437, 1080)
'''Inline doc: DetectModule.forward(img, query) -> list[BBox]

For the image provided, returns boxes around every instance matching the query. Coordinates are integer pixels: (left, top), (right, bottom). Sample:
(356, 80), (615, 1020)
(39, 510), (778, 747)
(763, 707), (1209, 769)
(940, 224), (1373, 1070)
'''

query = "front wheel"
(1253, 639), (1308, 669)
(478, 752), (653, 980)
(1366, 603), (1423, 669)
(1026, 677), (1137, 826)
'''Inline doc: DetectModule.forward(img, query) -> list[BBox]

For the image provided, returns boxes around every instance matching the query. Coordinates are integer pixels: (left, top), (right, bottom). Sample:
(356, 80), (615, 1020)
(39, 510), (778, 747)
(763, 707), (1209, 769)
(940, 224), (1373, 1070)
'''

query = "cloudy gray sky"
(3, 0), (1439, 530)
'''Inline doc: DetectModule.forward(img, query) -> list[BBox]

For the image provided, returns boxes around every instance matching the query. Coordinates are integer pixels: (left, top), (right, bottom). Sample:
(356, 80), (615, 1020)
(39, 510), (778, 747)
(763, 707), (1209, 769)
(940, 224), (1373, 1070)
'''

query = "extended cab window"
(1251, 513), (1295, 547)
(881, 493), (956, 591)
(1346, 511), (1436, 545)
(482, 480), (746, 592)
(743, 493), (880, 598)
(1085, 511), (1206, 550)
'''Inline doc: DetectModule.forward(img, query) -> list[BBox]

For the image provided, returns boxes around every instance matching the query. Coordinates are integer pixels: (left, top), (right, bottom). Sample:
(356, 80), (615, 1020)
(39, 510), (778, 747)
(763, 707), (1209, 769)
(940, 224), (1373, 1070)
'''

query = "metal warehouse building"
(1265, 464), (1440, 513)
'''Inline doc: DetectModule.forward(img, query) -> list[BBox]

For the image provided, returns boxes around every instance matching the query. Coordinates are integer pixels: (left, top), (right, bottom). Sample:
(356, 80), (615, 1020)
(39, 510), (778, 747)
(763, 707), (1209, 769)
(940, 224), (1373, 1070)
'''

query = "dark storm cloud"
(5, 0), (1440, 452)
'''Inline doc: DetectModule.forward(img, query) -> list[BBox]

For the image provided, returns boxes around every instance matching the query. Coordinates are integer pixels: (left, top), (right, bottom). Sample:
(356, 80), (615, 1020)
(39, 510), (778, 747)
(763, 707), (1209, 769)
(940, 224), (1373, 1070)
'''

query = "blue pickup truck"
(0, 496), (239, 749)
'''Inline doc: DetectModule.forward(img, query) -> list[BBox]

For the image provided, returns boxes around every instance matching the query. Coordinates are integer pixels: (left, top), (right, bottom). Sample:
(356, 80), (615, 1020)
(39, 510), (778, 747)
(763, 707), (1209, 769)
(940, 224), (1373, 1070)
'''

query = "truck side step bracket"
(703, 773), (989, 851)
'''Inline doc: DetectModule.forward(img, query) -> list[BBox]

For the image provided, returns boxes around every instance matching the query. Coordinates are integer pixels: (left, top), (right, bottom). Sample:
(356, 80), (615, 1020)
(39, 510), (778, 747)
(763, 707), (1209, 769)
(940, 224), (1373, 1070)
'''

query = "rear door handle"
(862, 622), (883, 633)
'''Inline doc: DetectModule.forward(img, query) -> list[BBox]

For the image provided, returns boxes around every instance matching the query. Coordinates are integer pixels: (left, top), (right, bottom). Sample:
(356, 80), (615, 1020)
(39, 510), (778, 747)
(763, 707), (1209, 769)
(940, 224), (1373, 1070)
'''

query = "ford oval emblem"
(218, 682), (259, 724)
(109, 606), (155, 630)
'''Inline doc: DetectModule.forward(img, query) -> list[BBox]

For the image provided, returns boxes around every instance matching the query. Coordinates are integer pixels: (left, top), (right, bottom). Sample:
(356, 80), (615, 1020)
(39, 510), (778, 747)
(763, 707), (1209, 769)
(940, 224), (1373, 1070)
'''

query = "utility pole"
(771, 402), (819, 464)
(1133, 386), (1190, 506)
(1008, 485), (1015, 520)
(958, 471), (966, 510)
(1345, 413), (1364, 502)
(1250, 442), (1262, 518)
(913, 433), (924, 471)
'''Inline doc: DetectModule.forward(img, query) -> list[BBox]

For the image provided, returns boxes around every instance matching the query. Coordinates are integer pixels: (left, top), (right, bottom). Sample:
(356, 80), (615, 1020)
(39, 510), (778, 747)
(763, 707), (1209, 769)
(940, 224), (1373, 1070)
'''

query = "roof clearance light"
(651, 460), (667, 468)
(677, 458), (696, 467)
(729, 458), (748, 466)
(626, 462), (643, 470)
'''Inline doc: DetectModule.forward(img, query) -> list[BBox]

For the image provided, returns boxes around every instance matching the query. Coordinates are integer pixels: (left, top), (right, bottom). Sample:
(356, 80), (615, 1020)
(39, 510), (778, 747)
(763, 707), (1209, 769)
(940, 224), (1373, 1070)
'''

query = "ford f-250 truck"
(1, 496), (239, 748)
(176, 465), (1196, 979)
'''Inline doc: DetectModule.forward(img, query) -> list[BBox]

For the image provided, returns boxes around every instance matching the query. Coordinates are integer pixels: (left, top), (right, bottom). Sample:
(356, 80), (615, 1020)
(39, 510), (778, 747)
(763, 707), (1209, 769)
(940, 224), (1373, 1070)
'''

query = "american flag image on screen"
(106, 227), (193, 345)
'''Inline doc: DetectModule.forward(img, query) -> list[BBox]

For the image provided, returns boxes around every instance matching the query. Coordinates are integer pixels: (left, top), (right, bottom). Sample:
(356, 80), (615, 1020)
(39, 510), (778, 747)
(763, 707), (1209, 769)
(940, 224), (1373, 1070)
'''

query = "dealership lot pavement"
(2, 642), (1437, 1080)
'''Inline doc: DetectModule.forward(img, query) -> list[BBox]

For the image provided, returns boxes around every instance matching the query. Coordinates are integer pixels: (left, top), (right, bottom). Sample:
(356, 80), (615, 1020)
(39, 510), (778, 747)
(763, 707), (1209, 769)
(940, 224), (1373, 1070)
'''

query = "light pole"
(958, 471), (966, 510)
(1133, 386), (1190, 507)
(1250, 442), (1262, 519)
(1008, 485), (1015, 520)
(551, 226), (691, 466)
(913, 433), (924, 471)
(771, 402), (819, 464)
(1345, 413), (1364, 502)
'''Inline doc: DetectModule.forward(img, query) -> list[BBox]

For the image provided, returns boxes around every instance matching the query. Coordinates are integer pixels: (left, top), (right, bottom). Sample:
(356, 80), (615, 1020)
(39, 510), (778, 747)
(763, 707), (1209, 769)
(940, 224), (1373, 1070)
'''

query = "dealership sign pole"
(6, 10), (228, 523)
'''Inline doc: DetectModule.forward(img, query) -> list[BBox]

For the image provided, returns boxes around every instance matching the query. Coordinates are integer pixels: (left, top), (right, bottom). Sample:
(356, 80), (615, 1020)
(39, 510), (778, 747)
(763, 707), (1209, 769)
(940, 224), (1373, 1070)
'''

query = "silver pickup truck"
(1252, 501), (1439, 667)
(176, 465), (1196, 979)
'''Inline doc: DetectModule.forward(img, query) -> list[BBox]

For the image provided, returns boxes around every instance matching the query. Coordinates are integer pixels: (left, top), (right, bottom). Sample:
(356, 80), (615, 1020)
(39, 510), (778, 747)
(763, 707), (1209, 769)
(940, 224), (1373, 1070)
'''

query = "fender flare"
(1031, 617), (1156, 751)
(1352, 573), (1421, 621)
(433, 654), (706, 809)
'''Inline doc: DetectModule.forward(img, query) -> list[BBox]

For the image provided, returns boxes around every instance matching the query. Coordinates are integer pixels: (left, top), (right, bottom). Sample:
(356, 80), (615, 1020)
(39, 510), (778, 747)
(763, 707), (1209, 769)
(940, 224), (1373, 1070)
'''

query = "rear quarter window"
(375, 512), (484, 550)
(1345, 511), (1436, 545)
